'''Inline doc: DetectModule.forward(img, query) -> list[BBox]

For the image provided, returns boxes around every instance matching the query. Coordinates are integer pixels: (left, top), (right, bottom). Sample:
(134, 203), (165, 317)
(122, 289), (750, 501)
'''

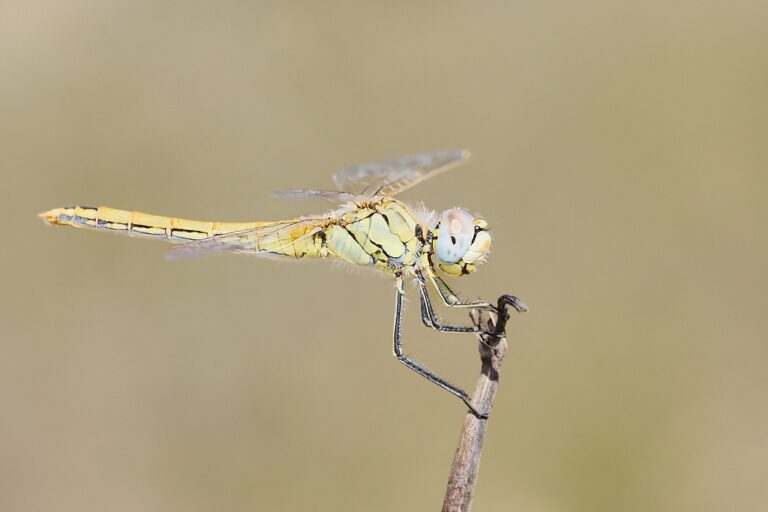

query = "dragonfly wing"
(332, 149), (470, 196)
(272, 189), (360, 203)
(165, 217), (330, 261)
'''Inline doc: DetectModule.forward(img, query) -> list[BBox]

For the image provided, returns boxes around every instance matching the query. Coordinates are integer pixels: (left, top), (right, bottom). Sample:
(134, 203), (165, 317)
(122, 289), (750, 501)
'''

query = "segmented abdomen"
(38, 205), (263, 241)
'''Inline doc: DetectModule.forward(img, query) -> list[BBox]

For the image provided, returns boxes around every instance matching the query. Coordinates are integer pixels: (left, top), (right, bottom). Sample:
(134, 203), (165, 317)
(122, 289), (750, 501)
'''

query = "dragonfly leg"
(426, 269), (528, 314)
(417, 273), (484, 334)
(392, 277), (487, 419)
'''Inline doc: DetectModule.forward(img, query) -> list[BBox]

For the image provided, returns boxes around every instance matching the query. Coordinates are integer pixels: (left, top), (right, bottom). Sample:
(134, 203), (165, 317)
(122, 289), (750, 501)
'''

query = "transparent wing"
(165, 217), (329, 261)
(332, 149), (470, 197)
(272, 189), (359, 203)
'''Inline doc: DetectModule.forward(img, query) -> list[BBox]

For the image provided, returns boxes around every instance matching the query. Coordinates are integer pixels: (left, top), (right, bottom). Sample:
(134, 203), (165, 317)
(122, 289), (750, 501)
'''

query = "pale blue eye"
(436, 208), (474, 264)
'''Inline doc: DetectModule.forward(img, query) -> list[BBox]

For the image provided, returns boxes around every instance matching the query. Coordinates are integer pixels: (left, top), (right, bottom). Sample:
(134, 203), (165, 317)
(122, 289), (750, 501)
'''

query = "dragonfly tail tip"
(38, 208), (62, 225)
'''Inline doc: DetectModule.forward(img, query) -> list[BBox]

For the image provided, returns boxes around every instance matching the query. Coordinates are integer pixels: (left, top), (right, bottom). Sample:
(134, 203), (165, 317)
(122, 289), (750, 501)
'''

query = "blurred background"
(1, 1), (766, 511)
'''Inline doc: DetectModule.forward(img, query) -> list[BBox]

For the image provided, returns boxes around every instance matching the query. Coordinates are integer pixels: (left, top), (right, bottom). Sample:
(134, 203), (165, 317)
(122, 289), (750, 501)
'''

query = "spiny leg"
(426, 269), (499, 310)
(417, 272), (484, 334)
(392, 276), (487, 419)
(426, 268), (528, 314)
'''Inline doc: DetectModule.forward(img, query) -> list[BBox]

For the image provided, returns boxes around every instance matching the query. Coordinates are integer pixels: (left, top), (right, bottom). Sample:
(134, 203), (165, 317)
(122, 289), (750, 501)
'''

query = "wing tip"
(272, 189), (300, 199)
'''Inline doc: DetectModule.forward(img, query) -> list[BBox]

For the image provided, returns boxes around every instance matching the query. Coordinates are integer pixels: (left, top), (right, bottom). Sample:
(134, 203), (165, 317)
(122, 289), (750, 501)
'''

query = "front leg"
(417, 272), (484, 334)
(426, 267), (528, 314)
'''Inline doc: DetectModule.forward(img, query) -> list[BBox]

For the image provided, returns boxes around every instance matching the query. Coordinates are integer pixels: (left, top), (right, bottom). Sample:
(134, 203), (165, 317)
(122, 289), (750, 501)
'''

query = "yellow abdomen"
(38, 205), (264, 241)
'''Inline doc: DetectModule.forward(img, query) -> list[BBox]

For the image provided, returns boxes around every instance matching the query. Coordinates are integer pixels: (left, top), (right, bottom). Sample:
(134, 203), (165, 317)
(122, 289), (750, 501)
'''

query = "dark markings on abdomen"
(97, 219), (127, 230)
(171, 228), (207, 236)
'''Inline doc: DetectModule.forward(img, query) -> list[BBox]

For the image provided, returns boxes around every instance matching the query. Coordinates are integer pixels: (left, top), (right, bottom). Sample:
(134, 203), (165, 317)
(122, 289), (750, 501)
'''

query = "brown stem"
(442, 308), (509, 512)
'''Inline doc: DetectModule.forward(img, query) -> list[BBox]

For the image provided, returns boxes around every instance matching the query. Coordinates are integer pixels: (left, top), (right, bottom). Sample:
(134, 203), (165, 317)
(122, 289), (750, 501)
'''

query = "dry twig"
(442, 296), (524, 512)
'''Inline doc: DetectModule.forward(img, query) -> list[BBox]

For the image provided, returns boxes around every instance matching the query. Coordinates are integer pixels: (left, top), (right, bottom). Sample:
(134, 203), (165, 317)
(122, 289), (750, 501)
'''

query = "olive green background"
(1, 1), (766, 511)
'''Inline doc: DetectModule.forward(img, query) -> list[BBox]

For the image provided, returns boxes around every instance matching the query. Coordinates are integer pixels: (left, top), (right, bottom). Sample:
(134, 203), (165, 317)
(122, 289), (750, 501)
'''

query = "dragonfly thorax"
(432, 208), (491, 277)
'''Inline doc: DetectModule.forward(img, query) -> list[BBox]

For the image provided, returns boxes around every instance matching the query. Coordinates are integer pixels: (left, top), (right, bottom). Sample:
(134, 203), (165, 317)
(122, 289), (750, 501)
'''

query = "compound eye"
(436, 208), (474, 264)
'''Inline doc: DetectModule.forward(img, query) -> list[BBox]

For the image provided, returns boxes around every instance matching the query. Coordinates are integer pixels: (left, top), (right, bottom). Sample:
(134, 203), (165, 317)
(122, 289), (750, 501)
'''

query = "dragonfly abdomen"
(38, 205), (260, 241)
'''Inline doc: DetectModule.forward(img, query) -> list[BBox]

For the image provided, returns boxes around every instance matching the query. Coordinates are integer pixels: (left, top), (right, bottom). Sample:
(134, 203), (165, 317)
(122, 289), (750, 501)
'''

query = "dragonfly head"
(433, 208), (491, 277)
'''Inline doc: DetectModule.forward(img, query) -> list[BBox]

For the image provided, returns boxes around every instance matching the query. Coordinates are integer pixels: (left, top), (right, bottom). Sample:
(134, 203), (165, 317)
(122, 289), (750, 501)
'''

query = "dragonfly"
(39, 149), (527, 417)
